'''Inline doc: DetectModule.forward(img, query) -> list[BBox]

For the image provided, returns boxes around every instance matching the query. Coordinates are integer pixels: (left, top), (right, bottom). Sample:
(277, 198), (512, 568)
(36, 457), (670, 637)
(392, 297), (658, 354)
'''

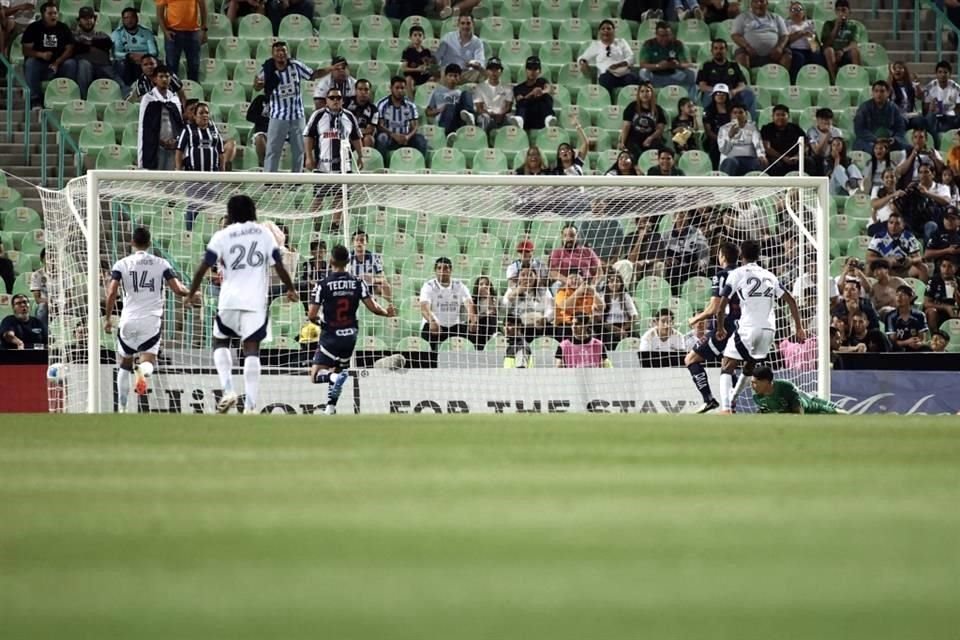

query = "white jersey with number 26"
(111, 251), (176, 321)
(205, 222), (280, 312)
(721, 262), (784, 331)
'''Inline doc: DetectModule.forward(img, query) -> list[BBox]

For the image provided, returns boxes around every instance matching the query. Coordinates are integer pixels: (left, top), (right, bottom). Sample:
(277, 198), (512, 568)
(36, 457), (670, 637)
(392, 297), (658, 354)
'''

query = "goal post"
(40, 171), (831, 414)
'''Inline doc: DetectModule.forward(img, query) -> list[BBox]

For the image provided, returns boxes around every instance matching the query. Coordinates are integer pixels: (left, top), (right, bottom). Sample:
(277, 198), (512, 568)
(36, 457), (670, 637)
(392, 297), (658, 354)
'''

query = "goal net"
(39, 172), (830, 415)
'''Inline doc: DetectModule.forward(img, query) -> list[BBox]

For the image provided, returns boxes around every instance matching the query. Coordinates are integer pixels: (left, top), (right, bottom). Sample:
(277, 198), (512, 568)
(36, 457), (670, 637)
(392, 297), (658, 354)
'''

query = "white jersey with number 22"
(722, 262), (784, 331)
(205, 222), (280, 312)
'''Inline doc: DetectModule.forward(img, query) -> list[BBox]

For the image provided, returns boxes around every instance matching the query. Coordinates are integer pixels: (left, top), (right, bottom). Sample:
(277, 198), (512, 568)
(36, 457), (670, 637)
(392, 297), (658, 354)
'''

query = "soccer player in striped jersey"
(751, 366), (844, 414)
(186, 195), (299, 414)
(104, 227), (195, 412)
(714, 240), (806, 414)
(684, 241), (741, 413)
(309, 245), (395, 415)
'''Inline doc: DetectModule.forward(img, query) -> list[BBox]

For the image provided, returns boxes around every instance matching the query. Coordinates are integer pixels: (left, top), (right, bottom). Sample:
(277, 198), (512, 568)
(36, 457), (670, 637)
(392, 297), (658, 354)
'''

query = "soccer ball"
(47, 362), (65, 383)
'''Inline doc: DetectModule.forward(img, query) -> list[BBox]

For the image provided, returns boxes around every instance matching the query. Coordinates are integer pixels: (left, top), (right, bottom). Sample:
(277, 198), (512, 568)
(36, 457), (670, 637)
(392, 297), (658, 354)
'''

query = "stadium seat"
(518, 18), (554, 52)
(464, 232), (503, 260)
(357, 14), (394, 42)
(577, 0), (613, 27)
(815, 85), (851, 111)
(492, 125), (529, 157)
(636, 149), (659, 174)
(538, 0), (575, 28)
(530, 335), (560, 354)
(205, 12), (233, 50)
(78, 121), (117, 159)
(430, 147), (468, 173)
(677, 150), (713, 176)
(43, 77), (81, 112)
(439, 336), (476, 352)
(477, 16), (513, 52)
(447, 215), (484, 241)
(83, 79), (121, 117)
(296, 37), (332, 70)
(538, 40), (574, 78)
(498, 39), (535, 71)
(0, 186), (24, 212)
(120, 121), (139, 148)
(2, 207), (42, 236)
(317, 14), (355, 47)
(337, 38), (372, 62)
(389, 148), (426, 173)
(499, 0), (535, 24)
(398, 15), (434, 40)
(830, 214), (863, 245)
(206, 80), (244, 121)
(339, 0), (376, 20)
(860, 42), (889, 81)
(835, 64), (871, 102)
(779, 85), (811, 115)
(843, 192), (873, 220)
(795, 63), (831, 99)
(939, 318), (960, 352)
(556, 62), (590, 98)
(677, 19), (711, 49)
(754, 63), (790, 94)
(355, 60), (392, 91)
(615, 336), (643, 351)
(634, 275), (672, 309)
(59, 99), (97, 136)
(557, 17), (592, 48)
(216, 37), (250, 72)
(421, 231), (461, 258)
(279, 14), (315, 48)
(472, 148), (510, 174)
(680, 276), (712, 311)
(238, 13), (273, 41)
(395, 336), (431, 351)
(616, 84), (640, 110)
(575, 84), (611, 123)
(96, 145), (135, 170)
(451, 126), (489, 165)
(845, 236), (871, 261)
(20, 229), (45, 257)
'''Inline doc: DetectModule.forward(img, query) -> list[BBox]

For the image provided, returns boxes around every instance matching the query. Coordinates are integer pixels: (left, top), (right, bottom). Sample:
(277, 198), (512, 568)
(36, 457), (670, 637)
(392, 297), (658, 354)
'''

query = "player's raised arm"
(780, 289), (806, 342)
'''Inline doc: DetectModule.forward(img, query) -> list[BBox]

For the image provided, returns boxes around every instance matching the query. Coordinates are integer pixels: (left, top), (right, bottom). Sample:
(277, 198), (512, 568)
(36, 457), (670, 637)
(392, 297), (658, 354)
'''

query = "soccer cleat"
(695, 398), (719, 414)
(460, 109), (475, 127)
(323, 404), (337, 416)
(217, 391), (238, 414)
(133, 368), (148, 396)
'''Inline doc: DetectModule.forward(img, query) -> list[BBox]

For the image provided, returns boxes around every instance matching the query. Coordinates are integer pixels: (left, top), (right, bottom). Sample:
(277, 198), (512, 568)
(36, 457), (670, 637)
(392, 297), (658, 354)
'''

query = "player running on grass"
(105, 226), (195, 413)
(309, 244), (396, 415)
(751, 366), (845, 414)
(714, 240), (806, 414)
(187, 195), (298, 414)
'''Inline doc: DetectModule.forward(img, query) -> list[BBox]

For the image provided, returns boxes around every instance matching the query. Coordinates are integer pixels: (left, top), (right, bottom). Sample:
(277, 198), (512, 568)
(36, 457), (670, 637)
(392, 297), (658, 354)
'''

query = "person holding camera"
(898, 161), (952, 243)
(896, 129), (945, 181)
(867, 210), (929, 281)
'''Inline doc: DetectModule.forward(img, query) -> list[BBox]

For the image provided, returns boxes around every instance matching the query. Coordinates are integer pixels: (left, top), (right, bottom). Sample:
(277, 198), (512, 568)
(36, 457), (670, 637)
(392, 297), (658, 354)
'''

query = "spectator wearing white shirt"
(312, 55), (357, 111)
(434, 14), (485, 83)
(473, 57), (520, 132)
(806, 107), (844, 175)
(578, 19), (639, 98)
(923, 63), (960, 145)
(731, 0), (791, 71)
(639, 307), (689, 352)
(419, 256), (477, 351)
(717, 102), (767, 175)
(502, 265), (554, 340)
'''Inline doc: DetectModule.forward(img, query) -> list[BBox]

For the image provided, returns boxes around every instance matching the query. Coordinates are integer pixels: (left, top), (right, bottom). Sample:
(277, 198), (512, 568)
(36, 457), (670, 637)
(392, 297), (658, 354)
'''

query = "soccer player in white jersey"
(187, 195), (299, 414)
(714, 240), (806, 414)
(104, 227), (195, 412)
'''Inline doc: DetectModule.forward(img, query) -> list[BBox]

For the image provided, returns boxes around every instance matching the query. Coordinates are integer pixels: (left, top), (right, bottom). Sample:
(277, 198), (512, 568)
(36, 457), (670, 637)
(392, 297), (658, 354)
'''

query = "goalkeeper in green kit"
(750, 366), (846, 414)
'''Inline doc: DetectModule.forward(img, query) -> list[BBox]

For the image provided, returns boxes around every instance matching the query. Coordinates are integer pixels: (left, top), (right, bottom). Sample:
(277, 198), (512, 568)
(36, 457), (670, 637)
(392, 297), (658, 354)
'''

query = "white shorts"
(116, 315), (162, 358)
(214, 309), (268, 342)
(723, 326), (775, 362)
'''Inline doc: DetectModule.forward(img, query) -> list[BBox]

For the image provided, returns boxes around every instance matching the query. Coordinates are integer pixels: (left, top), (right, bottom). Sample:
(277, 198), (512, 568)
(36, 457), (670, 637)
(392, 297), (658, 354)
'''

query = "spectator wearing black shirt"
(1, 294), (47, 349)
(401, 25), (433, 98)
(73, 7), (126, 98)
(128, 53), (187, 104)
(760, 104), (806, 176)
(647, 148), (685, 176)
(924, 257), (959, 331)
(701, 0), (740, 23)
(671, 98), (699, 155)
(21, 2), (77, 110)
(620, 81), (666, 158)
(0, 240), (14, 293)
(512, 56), (555, 131)
(695, 39), (756, 117)
(347, 78), (378, 148)
(832, 278), (881, 330)
(885, 284), (929, 351)
(925, 206), (960, 263)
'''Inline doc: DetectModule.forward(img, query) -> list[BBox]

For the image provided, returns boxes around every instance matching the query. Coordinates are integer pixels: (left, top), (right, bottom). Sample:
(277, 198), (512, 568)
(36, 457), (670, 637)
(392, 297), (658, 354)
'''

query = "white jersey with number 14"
(722, 262), (784, 331)
(111, 251), (176, 321)
(205, 222), (280, 312)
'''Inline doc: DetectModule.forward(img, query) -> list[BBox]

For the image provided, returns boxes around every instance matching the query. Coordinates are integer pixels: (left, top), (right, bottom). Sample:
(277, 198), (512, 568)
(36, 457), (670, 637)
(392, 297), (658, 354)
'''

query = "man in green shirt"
(638, 21), (696, 98)
(750, 366), (845, 414)
(820, 0), (861, 82)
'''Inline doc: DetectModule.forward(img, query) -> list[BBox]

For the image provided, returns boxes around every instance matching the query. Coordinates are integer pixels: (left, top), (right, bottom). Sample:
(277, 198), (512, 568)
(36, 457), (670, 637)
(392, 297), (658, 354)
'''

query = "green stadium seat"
(795, 63), (831, 99)
(357, 14), (394, 44)
(375, 38), (405, 68)
(830, 214), (863, 244)
(845, 236), (871, 261)
(439, 336), (476, 352)
(634, 275), (672, 308)
(829, 238), (844, 259)
(415, 124), (443, 152)
(227, 100), (253, 142)
(389, 147), (426, 173)
(96, 144), (135, 170)
(577, 0), (613, 27)
(86, 78), (122, 116)
(677, 150), (713, 176)
(337, 38), (372, 62)
(238, 13), (273, 41)
(472, 147), (510, 174)
(676, 18), (711, 48)
(339, 0), (376, 20)
(228, 60), (257, 97)
(216, 37), (251, 72)
(78, 121), (117, 159)
(575, 84), (611, 123)
(20, 229), (45, 256)
(492, 125), (529, 156)
(2, 207), (41, 234)
(843, 192), (873, 219)
(121, 121), (139, 148)
(616, 84), (640, 110)
(835, 64), (871, 102)
(754, 63), (790, 93)
(815, 85), (850, 111)
(317, 14), (355, 46)
(206, 12), (233, 51)
(354, 60), (392, 90)
(539, 39), (574, 78)
(859, 42), (889, 81)
(539, 0), (575, 29)
(44, 77), (81, 112)
(399, 15), (434, 40)
(450, 125), (489, 165)
(499, 0), (535, 24)
(199, 58), (230, 97)
(939, 318), (960, 352)
(296, 37), (332, 70)
(10, 272), (31, 296)
(680, 276), (713, 311)
(209, 80), (247, 121)
(59, 99), (97, 136)
(421, 231), (461, 257)
(279, 14), (315, 48)
(636, 148), (659, 173)
(498, 39), (535, 71)
(477, 16), (513, 52)
(0, 186), (24, 213)
(518, 18), (554, 52)
(430, 147), (468, 173)
(711, 18), (734, 42)
(395, 336), (431, 351)
(779, 85), (812, 115)
(464, 232), (503, 259)
(555, 62), (590, 97)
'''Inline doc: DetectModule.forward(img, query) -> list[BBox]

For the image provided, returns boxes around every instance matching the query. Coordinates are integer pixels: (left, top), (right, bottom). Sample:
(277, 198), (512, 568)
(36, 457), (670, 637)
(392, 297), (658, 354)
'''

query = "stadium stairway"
(852, 1), (948, 83)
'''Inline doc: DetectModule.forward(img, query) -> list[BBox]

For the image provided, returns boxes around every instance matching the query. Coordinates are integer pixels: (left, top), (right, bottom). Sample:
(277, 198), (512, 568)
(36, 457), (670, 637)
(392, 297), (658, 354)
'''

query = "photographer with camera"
(896, 161), (952, 244)
(867, 210), (929, 281)
(896, 129), (945, 182)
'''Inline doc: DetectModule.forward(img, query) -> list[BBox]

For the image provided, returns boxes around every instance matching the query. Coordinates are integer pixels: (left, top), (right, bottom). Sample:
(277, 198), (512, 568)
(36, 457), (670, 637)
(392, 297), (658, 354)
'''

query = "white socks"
(213, 348), (234, 394)
(117, 367), (132, 411)
(719, 372), (734, 412)
(243, 355), (261, 411)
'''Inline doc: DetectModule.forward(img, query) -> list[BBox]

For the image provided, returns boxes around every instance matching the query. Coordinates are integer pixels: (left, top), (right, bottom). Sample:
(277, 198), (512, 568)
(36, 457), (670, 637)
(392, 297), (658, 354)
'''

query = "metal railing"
(917, 0), (960, 62)
(40, 109), (82, 189)
(0, 53), (31, 162)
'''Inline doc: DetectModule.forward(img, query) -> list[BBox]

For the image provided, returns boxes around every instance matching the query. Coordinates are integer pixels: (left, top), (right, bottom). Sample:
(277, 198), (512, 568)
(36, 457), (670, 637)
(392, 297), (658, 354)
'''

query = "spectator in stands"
(579, 200), (626, 266)
(864, 139), (900, 195)
(732, 0), (790, 71)
(703, 83), (732, 169)
(701, 0), (740, 23)
(637, 22), (696, 97)
(820, 0), (860, 82)
(647, 148), (684, 176)
(924, 257), (959, 331)
(791, 259), (840, 306)
(137, 64), (183, 170)
(245, 93), (269, 166)
(923, 60), (960, 146)
(786, 1), (826, 82)
(620, 0), (664, 22)
(473, 57), (518, 133)
(837, 256), (871, 298)
(552, 124), (589, 175)
(671, 98), (700, 155)
(867, 211), (928, 281)
(601, 270), (638, 348)
(266, 0), (312, 37)
(902, 161), (951, 242)
(942, 167), (960, 207)
(21, 2), (77, 112)
(512, 56), (555, 132)
(419, 256), (477, 351)
(620, 82), (666, 158)
(506, 239), (549, 287)
(401, 25), (433, 99)
(823, 138), (863, 196)
(175, 101), (223, 171)
(948, 131), (960, 174)
(604, 150), (641, 176)
(427, 63), (476, 142)
(663, 209), (709, 293)
(885, 284), (929, 351)
(348, 230), (392, 304)
(925, 206), (960, 264)
(297, 239), (328, 308)
(503, 266), (554, 340)
(470, 276), (499, 348)
(833, 278), (880, 330)
(254, 41), (315, 173)
(128, 53), (187, 104)
(897, 129), (945, 181)
(0, 240), (13, 294)
(639, 307), (689, 352)
(346, 79), (378, 149)
(717, 102), (766, 176)
(696, 40), (756, 118)
(554, 272), (604, 338)
(1, 0), (33, 59)
(555, 314), (611, 368)
(313, 56), (357, 110)
(548, 225), (602, 289)
(854, 81), (908, 154)
(888, 60), (927, 132)
(760, 104), (805, 176)
(868, 258), (907, 313)
(156, 0), (206, 83)
(111, 7), (157, 88)
(227, 0), (264, 25)
(624, 216), (664, 283)
(930, 329), (950, 352)
(1, 294), (46, 349)
(73, 7), (126, 98)
(28, 249), (46, 327)
(842, 310), (871, 351)
(435, 14), (484, 83)
(806, 107), (843, 175)
(516, 146), (547, 175)
(376, 76), (429, 162)
(578, 19), (640, 98)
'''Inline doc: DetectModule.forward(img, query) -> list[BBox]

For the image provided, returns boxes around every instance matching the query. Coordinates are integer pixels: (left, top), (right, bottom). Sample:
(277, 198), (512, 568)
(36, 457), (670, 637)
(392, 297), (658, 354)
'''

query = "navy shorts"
(312, 330), (357, 369)
(693, 331), (728, 361)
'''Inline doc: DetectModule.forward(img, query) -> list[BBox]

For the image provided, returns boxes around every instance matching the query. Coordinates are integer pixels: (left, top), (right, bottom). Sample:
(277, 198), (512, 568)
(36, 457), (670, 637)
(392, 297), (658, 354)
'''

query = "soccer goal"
(39, 171), (830, 414)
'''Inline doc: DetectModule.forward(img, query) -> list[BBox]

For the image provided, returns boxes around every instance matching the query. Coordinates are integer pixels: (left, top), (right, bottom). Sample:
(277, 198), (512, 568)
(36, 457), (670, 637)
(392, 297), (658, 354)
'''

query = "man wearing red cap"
(506, 238), (549, 288)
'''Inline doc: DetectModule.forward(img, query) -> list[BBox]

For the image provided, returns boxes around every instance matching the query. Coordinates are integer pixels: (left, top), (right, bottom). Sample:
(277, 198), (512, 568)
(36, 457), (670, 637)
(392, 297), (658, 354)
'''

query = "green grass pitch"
(1, 414), (959, 639)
